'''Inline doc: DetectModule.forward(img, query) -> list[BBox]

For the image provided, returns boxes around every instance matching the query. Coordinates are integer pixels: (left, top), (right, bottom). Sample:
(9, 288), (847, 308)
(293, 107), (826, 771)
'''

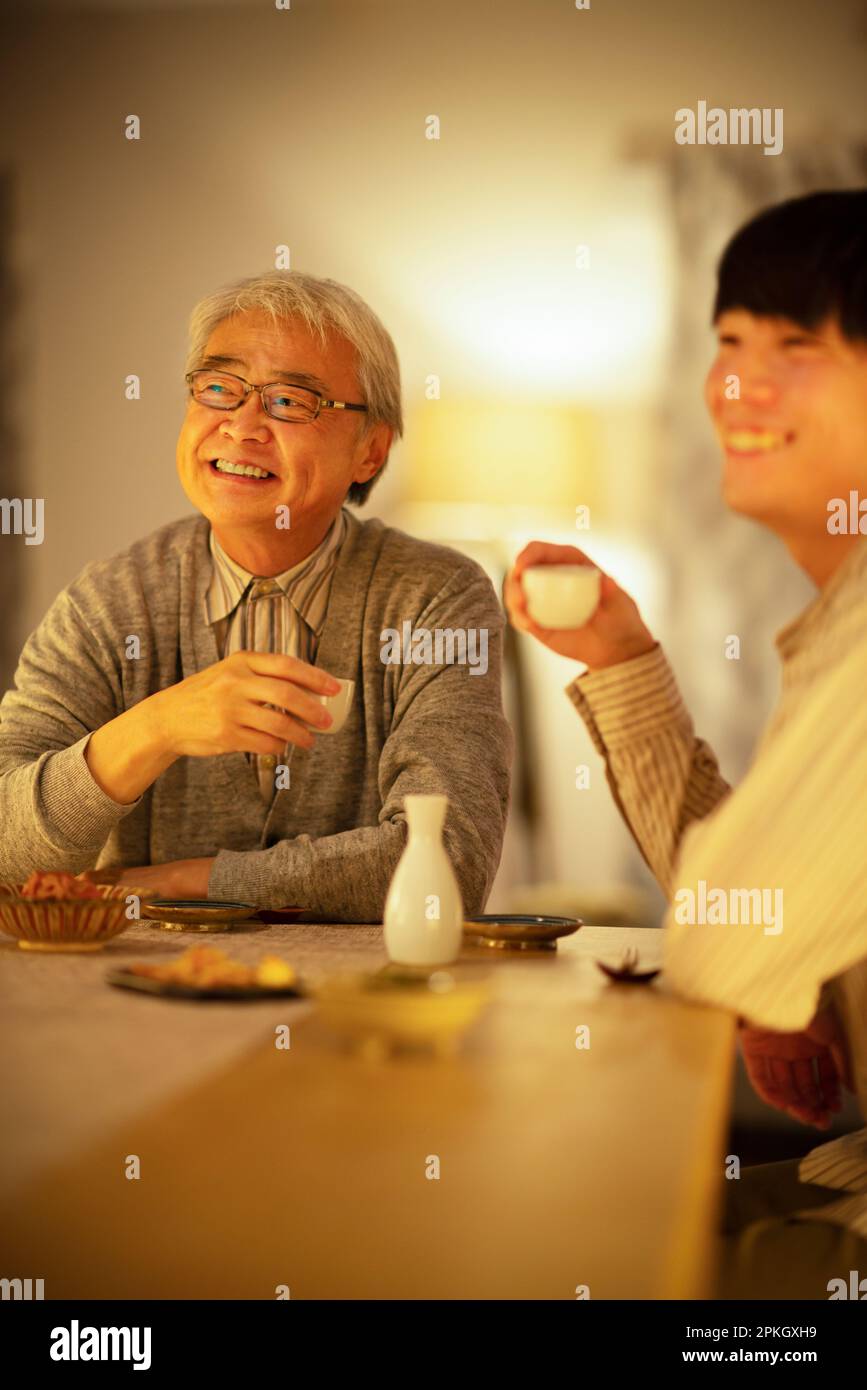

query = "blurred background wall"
(1, 3), (865, 1144)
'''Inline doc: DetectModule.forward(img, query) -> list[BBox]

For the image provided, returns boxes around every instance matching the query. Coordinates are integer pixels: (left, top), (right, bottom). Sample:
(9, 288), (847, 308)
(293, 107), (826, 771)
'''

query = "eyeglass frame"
(184, 368), (369, 423)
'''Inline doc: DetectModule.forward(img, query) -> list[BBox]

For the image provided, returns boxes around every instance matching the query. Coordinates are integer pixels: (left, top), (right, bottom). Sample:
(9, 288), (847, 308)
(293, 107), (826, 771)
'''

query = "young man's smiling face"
(705, 310), (867, 576)
(176, 309), (391, 572)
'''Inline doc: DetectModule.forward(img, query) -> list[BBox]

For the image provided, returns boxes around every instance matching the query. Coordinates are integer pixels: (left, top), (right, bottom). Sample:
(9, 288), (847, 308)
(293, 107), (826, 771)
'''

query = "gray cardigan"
(0, 510), (513, 921)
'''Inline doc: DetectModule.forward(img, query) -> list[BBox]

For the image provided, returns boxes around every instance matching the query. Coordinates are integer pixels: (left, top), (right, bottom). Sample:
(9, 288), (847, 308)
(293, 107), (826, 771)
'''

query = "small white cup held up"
(521, 564), (601, 629)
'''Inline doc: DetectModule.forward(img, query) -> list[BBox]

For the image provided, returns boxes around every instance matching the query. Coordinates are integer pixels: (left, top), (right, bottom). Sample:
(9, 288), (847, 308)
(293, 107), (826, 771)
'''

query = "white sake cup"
(311, 677), (355, 735)
(521, 565), (601, 629)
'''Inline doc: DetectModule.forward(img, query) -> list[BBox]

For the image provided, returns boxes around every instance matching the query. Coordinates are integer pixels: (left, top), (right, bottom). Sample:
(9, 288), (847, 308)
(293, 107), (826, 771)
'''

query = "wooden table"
(0, 921), (734, 1299)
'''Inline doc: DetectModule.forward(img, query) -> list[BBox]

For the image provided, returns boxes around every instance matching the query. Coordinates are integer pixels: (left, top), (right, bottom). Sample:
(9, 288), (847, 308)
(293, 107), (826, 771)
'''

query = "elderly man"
(0, 271), (512, 920)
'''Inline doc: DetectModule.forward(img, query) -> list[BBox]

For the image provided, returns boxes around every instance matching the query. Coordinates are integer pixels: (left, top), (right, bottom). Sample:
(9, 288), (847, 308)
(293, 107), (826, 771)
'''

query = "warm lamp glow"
(406, 400), (600, 512)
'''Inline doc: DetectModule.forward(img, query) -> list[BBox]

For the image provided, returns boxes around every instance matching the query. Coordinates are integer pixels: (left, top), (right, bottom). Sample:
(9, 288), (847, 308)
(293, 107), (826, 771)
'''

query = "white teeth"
(213, 459), (271, 478)
(724, 431), (788, 453)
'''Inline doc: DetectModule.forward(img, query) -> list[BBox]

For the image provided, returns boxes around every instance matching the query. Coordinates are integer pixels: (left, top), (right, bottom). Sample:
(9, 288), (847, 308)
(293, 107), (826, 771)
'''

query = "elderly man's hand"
(738, 1006), (853, 1129)
(149, 650), (342, 759)
(84, 650), (344, 805)
(79, 858), (215, 899)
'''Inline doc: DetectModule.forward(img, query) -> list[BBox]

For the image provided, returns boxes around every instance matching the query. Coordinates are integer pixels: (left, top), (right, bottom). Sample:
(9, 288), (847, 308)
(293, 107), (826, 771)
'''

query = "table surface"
(0, 918), (734, 1299)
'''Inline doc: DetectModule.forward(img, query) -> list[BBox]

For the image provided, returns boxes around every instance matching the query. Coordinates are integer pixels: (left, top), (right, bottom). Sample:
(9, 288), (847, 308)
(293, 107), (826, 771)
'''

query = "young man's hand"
(503, 541), (657, 670)
(738, 1005), (853, 1129)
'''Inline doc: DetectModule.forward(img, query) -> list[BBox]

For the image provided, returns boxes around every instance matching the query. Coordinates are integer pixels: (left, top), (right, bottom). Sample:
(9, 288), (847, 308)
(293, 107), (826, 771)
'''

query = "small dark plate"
(463, 913), (582, 950)
(143, 898), (279, 933)
(106, 967), (306, 1001)
(143, 899), (306, 930)
(143, 898), (257, 925)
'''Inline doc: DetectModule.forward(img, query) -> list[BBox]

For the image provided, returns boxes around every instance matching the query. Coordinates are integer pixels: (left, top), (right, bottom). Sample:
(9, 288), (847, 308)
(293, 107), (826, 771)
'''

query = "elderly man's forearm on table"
(210, 812), (492, 924)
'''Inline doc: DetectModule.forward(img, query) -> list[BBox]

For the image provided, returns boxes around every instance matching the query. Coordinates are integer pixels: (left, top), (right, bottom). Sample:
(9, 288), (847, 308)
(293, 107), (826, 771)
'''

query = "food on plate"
(19, 870), (104, 901)
(254, 955), (298, 987)
(129, 945), (297, 990)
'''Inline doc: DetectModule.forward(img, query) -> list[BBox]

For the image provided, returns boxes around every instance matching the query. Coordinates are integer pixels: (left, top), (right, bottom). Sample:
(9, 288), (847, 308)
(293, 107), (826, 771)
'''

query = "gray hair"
(184, 269), (403, 506)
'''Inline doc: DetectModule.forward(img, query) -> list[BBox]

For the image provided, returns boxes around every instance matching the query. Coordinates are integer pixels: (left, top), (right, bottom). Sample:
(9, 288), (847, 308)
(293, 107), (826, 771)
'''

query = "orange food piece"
(254, 955), (297, 988)
(19, 870), (103, 901)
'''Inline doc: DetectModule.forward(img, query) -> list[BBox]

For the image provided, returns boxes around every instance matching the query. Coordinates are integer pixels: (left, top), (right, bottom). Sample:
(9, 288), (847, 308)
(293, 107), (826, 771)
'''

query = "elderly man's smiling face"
(176, 309), (390, 573)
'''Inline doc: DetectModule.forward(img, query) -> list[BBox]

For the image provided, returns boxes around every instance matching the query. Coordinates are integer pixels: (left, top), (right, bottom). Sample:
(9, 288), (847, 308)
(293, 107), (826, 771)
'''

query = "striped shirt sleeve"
(566, 645), (733, 895)
(662, 634), (867, 1033)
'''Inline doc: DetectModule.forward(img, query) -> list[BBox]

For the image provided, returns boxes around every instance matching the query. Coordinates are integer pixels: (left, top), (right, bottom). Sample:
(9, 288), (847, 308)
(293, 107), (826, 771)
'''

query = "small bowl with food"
(0, 870), (145, 952)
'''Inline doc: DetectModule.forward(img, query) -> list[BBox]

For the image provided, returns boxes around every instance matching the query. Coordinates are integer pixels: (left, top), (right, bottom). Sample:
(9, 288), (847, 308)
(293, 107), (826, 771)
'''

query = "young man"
(0, 271), (513, 921)
(505, 190), (867, 1297)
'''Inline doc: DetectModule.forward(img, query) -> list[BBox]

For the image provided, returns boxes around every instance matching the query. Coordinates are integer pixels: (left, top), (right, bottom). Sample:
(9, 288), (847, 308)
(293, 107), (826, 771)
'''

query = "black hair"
(713, 190), (867, 343)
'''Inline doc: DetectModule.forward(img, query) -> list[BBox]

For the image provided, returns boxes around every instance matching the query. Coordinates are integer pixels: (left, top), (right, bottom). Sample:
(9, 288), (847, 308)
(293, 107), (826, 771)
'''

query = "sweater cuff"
(37, 734), (142, 850)
(208, 847), (283, 906)
(565, 645), (692, 752)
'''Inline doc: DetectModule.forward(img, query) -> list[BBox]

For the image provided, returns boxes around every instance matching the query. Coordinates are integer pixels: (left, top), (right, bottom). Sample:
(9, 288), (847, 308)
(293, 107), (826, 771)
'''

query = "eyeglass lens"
(190, 371), (319, 421)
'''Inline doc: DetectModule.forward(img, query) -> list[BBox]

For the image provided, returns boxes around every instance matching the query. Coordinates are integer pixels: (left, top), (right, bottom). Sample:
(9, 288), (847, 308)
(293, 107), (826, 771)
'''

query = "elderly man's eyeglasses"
(185, 370), (369, 424)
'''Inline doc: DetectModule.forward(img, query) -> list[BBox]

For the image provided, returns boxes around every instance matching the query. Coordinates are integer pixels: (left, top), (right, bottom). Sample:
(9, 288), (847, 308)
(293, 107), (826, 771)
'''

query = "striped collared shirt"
(203, 509), (347, 801)
(567, 539), (867, 1237)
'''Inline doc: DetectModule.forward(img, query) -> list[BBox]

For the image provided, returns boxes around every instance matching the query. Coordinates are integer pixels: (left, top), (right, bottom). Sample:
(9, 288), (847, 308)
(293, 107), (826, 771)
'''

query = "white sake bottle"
(383, 794), (464, 965)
